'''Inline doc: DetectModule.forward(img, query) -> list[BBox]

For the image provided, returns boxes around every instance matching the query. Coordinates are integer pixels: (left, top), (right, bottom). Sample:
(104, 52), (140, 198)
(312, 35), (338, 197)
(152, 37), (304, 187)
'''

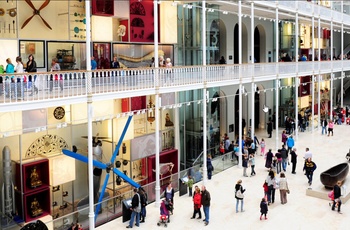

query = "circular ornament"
(53, 107), (65, 120)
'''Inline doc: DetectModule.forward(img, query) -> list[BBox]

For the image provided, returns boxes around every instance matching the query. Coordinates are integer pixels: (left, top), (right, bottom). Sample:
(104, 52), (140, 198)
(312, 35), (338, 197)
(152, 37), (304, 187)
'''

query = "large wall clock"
(53, 107), (65, 120)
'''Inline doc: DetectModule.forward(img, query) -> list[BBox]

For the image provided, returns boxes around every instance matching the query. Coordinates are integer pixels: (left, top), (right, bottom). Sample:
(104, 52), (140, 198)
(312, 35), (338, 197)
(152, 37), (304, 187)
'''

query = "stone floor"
(96, 123), (350, 230)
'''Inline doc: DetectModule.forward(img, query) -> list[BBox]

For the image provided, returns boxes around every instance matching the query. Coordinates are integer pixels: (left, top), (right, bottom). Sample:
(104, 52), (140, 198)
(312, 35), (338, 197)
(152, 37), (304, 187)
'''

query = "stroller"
(157, 199), (172, 227)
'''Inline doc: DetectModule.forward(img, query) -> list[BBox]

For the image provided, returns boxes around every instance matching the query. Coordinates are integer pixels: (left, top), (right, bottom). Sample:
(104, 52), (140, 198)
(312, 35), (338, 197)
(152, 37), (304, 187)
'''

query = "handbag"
(236, 189), (244, 199)
(287, 189), (290, 194)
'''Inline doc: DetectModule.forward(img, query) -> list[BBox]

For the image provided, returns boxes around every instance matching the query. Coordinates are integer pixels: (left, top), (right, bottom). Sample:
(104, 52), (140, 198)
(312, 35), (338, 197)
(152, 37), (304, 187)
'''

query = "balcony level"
(1, 60), (349, 113)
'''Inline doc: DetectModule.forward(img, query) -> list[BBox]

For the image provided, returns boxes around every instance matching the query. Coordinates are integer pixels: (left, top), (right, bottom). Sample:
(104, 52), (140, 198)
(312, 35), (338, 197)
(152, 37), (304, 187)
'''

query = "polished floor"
(97, 124), (350, 230)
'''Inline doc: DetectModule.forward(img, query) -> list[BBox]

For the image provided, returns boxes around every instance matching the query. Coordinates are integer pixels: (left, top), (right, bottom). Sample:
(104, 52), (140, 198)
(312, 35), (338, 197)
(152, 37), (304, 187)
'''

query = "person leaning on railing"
(49, 58), (63, 92)
(5, 58), (15, 98)
(26, 54), (38, 96)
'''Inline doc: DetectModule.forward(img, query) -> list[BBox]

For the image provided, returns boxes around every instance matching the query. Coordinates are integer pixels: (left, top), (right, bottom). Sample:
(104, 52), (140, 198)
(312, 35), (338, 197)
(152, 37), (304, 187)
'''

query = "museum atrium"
(0, 0), (350, 229)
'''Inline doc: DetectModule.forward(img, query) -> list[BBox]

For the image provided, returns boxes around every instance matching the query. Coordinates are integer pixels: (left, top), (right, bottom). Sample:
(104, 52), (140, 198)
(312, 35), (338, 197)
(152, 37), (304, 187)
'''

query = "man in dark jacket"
(138, 187), (148, 223)
(280, 145), (288, 172)
(201, 185), (211, 226)
(332, 181), (342, 214)
(290, 148), (297, 174)
(267, 117), (273, 138)
(126, 188), (140, 228)
(303, 158), (317, 186)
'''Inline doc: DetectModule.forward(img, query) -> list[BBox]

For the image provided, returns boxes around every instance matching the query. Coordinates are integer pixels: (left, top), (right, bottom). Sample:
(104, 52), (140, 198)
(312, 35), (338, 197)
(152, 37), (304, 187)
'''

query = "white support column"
(251, 82), (255, 140)
(202, 1), (208, 184)
(239, 0), (242, 65)
(154, 0), (161, 208)
(251, 2), (254, 64)
(295, 12), (299, 140)
(276, 3), (279, 63)
(318, 15), (321, 125)
(318, 75), (321, 123)
(330, 74), (334, 121)
(275, 6), (279, 146)
(238, 0), (243, 168)
(85, 0), (94, 228)
(341, 1), (344, 107)
(275, 79), (279, 150)
(250, 2), (255, 140)
(311, 4), (315, 132)
(238, 84), (243, 168)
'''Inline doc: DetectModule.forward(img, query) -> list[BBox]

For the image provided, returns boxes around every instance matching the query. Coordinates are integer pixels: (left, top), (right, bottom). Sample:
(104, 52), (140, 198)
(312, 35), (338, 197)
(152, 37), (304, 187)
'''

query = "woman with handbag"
(235, 179), (246, 213)
(279, 172), (289, 204)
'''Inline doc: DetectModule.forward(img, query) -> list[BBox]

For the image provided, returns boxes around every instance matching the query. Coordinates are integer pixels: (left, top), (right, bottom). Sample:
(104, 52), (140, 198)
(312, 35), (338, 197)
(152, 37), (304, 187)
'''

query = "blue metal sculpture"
(62, 115), (140, 221)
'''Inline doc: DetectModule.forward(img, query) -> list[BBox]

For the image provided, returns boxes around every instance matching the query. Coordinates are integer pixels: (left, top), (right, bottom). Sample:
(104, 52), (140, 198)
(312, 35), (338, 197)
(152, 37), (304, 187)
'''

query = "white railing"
(1, 60), (350, 104)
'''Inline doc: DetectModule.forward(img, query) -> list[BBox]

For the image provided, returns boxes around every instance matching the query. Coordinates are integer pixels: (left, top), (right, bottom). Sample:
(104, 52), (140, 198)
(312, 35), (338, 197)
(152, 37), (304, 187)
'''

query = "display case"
(22, 187), (51, 223)
(92, 0), (114, 16)
(56, 45), (76, 70)
(15, 159), (50, 194)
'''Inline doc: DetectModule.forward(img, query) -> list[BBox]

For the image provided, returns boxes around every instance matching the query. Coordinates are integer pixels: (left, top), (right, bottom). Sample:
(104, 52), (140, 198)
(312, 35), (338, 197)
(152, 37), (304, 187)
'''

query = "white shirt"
(304, 151), (312, 159)
(15, 62), (24, 73)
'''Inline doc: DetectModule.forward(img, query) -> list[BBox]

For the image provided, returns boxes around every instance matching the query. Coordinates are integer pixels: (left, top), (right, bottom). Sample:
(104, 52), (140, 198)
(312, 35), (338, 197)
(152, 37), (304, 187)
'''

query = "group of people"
(0, 55), (37, 99)
(125, 187), (148, 228)
(190, 185), (211, 226)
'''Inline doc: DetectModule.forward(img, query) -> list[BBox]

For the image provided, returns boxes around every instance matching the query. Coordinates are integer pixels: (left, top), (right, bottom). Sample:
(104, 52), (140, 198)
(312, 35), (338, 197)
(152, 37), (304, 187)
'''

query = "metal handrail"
(192, 147), (219, 166)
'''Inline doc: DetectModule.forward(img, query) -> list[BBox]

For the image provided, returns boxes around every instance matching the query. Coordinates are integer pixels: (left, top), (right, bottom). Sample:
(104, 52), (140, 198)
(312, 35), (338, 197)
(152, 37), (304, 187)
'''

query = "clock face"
(53, 107), (65, 120)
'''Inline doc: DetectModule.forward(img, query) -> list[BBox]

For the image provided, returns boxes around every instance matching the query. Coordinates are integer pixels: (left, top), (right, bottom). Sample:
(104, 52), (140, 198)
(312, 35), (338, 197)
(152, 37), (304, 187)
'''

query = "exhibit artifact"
(30, 198), (43, 217)
(29, 166), (42, 188)
(320, 162), (349, 188)
(1, 146), (15, 217)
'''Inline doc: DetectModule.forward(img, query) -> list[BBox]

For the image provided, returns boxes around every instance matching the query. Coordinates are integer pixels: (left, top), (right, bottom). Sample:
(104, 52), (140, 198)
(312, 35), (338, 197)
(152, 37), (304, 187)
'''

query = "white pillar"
(341, 1), (344, 107)
(250, 2), (255, 140)
(238, 84), (243, 168)
(85, 0), (94, 228)
(202, 1), (208, 184)
(154, 0), (161, 207)
(275, 79), (279, 150)
(295, 12), (299, 140)
(311, 4), (315, 132)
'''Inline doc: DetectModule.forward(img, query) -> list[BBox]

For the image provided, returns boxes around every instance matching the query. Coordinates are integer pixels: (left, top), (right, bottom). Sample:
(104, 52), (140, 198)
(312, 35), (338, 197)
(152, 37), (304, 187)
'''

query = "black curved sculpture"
(320, 163), (349, 188)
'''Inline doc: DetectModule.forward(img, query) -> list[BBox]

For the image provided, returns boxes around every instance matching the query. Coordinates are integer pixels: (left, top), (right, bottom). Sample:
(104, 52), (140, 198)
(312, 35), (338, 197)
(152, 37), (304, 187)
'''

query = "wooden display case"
(92, 0), (114, 16)
(16, 187), (51, 222)
(15, 159), (50, 194)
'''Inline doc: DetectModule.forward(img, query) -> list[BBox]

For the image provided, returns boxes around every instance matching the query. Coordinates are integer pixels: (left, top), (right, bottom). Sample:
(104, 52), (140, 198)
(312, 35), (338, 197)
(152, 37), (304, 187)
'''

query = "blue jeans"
(236, 199), (244, 212)
(276, 161), (282, 174)
(128, 210), (140, 227)
(306, 171), (313, 184)
(203, 205), (209, 223)
(322, 126), (327, 135)
(282, 158), (288, 171)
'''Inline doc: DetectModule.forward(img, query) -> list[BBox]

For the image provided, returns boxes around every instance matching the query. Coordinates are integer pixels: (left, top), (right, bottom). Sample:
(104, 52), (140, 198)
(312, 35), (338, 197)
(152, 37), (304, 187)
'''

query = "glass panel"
(112, 44), (174, 68)
(19, 40), (45, 68)
(47, 42), (87, 71)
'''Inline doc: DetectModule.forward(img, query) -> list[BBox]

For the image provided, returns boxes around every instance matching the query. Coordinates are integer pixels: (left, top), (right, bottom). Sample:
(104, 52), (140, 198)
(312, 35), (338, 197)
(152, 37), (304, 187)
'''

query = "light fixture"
(147, 97), (156, 125)
(197, 101), (201, 104)
(262, 105), (269, 113)
(223, 11), (228, 15)
(116, 114), (121, 118)
(187, 102), (191, 106)
(142, 109), (146, 114)
(137, 110), (141, 115)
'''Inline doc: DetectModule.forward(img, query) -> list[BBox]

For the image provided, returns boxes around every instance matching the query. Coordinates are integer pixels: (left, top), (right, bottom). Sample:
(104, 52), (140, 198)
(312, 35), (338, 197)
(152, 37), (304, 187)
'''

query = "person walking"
(278, 172), (289, 204)
(265, 170), (276, 205)
(290, 148), (298, 174)
(267, 117), (273, 138)
(280, 144), (288, 172)
(126, 188), (141, 228)
(260, 138), (266, 156)
(207, 154), (214, 180)
(242, 148), (249, 177)
(332, 181), (342, 214)
(249, 154), (256, 176)
(26, 54), (38, 96)
(235, 180), (245, 213)
(321, 118), (328, 135)
(281, 130), (288, 146)
(138, 187), (147, 223)
(201, 185), (211, 226)
(191, 186), (202, 219)
(303, 158), (317, 186)
(185, 175), (194, 197)
(165, 183), (175, 211)
(265, 149), (274, 170)
(259, 197), (268, 220)
(328, 120), (334, 136)
(286, 135), (295, 155)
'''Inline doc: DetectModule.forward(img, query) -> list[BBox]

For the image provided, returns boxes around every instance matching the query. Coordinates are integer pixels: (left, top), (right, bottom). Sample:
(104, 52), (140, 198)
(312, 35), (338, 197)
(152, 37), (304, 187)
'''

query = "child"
(263, 182), (268, 201)
(249, 154), (256, 176)
(260, 138), (266, 156)
(185, 176), (194, 197)
(260, 197), (268, 220)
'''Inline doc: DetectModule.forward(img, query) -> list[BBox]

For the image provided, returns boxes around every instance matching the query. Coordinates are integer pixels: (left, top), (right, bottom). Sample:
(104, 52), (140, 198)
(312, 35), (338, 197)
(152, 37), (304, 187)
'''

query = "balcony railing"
(0, 60), (349, 105)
